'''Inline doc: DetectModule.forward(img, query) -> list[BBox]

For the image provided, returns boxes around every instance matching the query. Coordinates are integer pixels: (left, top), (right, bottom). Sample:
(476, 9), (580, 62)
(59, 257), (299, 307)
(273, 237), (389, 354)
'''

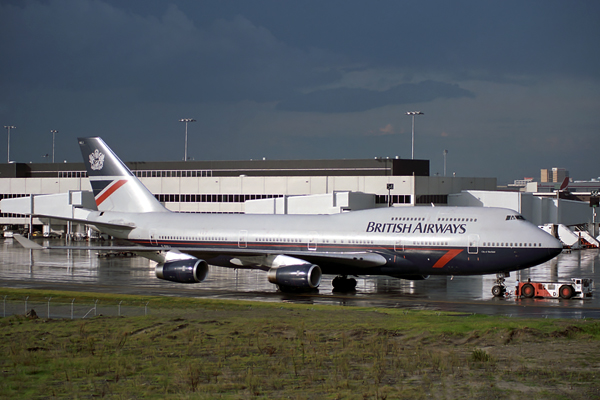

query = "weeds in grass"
(185, 362), (202, 392)
(580, 320), (600, 338)
(0, 294), (598, 399)
(470, 348), (494, 363)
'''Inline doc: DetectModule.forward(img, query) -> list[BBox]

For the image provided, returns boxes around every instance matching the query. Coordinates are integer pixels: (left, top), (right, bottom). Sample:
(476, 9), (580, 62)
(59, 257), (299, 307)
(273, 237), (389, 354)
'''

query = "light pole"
(405, 111), (424, 159)
(50, 130), (58, 163)
(179, 118), (196, 161)
(443, 149), (448, 177)
(4, 126), (16, 163)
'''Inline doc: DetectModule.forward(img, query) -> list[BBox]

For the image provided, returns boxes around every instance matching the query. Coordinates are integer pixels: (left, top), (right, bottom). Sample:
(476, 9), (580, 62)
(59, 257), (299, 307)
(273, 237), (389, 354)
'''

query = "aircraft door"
(150, 230), (158, 246)
(307, 231), (318, 251)
(394, 239), (404, 252)
(238, 230), (248, 248)
(468, 234), (479, 254)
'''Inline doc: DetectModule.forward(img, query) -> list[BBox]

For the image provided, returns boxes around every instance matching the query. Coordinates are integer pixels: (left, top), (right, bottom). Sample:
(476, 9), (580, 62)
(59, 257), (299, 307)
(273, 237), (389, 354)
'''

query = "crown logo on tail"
(89, 149), (105, 171)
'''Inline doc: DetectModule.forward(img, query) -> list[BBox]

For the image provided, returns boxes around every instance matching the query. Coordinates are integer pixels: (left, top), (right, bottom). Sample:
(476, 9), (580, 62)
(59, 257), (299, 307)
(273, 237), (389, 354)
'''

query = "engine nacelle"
(155, 259), (209, 284)
(267, 264), (322, 289)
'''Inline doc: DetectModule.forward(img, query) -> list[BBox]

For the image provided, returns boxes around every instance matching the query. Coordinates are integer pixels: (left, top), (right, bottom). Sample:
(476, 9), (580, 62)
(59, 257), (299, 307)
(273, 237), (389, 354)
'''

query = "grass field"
(1, 288), (599, 399)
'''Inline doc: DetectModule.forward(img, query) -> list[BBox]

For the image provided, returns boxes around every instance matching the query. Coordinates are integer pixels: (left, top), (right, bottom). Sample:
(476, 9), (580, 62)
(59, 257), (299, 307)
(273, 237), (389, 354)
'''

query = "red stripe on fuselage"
(95, 179), (128, 206)
(432, 249), (463, 268)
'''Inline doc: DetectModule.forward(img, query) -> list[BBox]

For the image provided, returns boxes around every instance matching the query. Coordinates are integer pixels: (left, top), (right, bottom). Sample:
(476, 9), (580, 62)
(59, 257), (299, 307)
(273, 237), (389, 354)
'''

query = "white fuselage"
(87, 205), (562, 277)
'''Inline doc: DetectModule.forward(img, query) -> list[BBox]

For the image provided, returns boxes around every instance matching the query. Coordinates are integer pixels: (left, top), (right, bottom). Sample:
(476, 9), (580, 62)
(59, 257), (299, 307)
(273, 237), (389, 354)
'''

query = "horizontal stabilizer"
(0, 193), (138, 232)
(14, 234), (46, 250)
(0, 192), (96, 217)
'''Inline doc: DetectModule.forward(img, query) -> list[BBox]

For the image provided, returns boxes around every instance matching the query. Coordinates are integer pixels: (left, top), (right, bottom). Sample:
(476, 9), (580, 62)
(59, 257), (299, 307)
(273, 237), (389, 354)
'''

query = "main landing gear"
(332, 275), (357, 292)
(492, 272), (509, 297)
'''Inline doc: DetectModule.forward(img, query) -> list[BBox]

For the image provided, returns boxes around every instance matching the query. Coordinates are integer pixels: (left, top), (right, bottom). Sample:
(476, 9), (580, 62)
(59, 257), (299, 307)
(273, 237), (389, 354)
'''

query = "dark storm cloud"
(2, 0), (598, 108)
(142, 0), (600, 81)
(0, 1), (343, 103)
(0, 0), (599, 184)
(276, 81), (474, 113)
(260, 0), (600, 81)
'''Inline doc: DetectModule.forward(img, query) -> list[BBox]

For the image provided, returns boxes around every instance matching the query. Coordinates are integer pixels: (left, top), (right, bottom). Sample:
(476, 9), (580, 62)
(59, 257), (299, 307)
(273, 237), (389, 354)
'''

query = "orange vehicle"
(515, 278), (593, 299)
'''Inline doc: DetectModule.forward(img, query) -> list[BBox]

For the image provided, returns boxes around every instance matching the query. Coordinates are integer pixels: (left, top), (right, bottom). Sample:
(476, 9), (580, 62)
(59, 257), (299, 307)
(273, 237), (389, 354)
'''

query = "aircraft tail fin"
(78, 137), (169, 213)
(559, 176), (569, 191)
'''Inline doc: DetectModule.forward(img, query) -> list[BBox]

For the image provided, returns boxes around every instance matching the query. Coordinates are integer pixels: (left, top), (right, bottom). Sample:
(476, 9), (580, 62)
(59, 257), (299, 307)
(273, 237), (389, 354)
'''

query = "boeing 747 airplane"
(11, 137), (563, 295)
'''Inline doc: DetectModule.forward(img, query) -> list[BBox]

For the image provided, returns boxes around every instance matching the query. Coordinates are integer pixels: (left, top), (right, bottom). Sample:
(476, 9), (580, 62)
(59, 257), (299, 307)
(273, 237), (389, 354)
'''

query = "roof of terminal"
(0, 158), (430, 178)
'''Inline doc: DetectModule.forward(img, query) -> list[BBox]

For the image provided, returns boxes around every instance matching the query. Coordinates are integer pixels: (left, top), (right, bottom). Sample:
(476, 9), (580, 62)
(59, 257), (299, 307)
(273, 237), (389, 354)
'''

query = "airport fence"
(1, 294), (152, 320)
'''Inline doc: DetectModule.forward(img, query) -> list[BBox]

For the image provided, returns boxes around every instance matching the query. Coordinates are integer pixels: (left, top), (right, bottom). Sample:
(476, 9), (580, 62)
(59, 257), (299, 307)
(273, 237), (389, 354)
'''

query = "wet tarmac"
(1, 238), (599, 319)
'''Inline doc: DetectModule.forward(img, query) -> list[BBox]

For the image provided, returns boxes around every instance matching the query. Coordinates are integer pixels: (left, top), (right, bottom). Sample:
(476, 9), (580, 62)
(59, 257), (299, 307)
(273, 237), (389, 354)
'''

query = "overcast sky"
(1, 0), (599, 184)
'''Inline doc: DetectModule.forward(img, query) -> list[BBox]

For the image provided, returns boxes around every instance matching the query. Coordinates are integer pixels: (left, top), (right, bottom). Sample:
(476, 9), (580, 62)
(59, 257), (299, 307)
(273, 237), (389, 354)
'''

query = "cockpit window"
(506, 215), (526, 221)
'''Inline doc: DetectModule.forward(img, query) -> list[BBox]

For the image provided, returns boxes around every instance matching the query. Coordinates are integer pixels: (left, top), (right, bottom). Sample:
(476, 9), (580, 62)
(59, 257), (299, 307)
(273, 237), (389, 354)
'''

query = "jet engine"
(155, 259), (209, 284)
(267, 264), (322, 289)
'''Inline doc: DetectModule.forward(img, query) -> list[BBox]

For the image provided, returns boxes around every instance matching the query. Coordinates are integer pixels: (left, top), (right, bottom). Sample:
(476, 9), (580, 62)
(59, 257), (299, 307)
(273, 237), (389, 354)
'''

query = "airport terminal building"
(0, 157), (497, 234)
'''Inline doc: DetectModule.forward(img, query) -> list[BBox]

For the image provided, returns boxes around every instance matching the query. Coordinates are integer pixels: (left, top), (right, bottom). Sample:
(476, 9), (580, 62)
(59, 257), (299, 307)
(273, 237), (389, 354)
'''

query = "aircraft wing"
(251, 250), (388, 268)
(13, 234), (146, 251)
(13, 235), (388, 268)
(184, 247), (389, 268)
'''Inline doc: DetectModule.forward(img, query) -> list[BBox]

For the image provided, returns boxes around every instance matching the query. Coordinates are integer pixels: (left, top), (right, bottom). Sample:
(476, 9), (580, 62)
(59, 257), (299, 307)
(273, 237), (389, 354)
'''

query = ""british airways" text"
(366, 222), (467, 234)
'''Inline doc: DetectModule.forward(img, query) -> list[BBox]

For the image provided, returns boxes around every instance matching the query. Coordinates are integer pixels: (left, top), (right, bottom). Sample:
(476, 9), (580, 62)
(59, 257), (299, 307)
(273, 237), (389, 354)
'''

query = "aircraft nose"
(547, 247), (561, 259)
(547, 236), (563, 258)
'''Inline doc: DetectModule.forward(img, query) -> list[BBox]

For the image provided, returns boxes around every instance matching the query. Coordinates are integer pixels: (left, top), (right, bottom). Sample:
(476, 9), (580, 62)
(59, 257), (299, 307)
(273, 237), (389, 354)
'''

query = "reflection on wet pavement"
(1, 239), (598, 319)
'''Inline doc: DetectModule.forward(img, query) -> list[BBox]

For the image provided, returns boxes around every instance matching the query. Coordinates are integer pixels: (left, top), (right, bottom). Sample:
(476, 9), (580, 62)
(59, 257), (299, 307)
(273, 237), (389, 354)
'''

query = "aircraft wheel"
(521, 283), (535, 298)
(491, 285), (505, 297)
(332, 276), (357, 292)
(559, 285), (574, 299)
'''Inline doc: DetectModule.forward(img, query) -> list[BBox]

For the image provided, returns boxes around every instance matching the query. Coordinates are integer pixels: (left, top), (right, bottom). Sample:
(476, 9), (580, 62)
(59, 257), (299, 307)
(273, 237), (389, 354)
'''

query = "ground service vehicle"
(515, 278), (593, 299)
